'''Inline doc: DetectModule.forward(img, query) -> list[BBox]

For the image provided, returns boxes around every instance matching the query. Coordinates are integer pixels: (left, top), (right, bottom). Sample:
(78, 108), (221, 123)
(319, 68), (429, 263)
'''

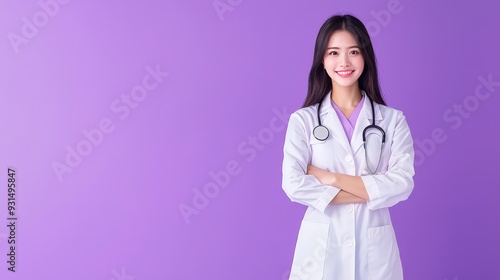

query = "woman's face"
(323, 30), (364, 90)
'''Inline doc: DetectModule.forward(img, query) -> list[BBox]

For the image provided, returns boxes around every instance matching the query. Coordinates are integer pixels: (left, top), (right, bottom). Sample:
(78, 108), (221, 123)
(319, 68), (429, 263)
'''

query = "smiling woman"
(282, 14), (415, 280)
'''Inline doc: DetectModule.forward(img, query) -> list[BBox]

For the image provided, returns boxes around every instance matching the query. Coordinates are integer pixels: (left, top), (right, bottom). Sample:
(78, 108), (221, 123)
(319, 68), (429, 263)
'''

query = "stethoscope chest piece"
(313, 125), (329, 141)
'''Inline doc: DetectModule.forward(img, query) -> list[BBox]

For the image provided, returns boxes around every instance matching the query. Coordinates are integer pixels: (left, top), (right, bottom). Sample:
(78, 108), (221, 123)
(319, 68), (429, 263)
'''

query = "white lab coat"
(282, 91), (415, 280)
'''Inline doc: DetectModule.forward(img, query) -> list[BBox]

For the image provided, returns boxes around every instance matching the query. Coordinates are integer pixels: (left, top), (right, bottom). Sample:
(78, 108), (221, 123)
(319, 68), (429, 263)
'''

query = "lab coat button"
(347, 204), (354, 213)
(345, 239), (354, 247)
(345, 156), (353, 163)
(361, 170), (368, 175)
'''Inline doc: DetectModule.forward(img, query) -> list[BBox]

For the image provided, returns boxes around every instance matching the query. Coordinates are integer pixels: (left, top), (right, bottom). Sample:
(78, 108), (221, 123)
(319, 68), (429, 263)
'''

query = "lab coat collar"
(319, 90), (384, 156)
(318, 90), (383, 120)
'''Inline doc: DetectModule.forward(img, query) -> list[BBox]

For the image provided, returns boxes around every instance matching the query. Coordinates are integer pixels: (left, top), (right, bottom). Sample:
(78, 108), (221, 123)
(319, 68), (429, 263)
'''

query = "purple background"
(1, 0), (499, 279)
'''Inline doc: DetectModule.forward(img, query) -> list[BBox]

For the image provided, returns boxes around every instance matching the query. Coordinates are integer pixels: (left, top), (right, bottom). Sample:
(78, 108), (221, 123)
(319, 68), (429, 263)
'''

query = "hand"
(307, 165), (335, 185)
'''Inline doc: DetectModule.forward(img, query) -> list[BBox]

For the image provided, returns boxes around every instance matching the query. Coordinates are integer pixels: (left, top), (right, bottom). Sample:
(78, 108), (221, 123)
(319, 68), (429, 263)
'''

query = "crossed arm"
(306, 165), (369, 204)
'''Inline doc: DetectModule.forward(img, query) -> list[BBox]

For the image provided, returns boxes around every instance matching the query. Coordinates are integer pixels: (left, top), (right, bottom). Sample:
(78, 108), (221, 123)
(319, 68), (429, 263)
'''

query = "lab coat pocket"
(309, 134), (331, 167)
(309, 133), (328, 146)
(289, 220), (330, 280)
(366, 224), (403, 280)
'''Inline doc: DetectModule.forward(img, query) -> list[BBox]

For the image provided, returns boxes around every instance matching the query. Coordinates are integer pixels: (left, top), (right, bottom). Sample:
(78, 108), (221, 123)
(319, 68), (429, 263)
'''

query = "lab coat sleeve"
(362, 111), (415, 211)
(282, 112), (341, 213)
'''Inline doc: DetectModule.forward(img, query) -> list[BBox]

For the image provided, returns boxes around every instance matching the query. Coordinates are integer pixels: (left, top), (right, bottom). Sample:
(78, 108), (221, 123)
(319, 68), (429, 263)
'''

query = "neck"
(331, 83), (362, 108)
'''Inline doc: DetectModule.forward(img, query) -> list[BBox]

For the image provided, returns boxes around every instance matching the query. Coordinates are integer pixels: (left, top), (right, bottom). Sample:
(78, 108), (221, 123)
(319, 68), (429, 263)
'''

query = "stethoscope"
(312, 93), (386, 174)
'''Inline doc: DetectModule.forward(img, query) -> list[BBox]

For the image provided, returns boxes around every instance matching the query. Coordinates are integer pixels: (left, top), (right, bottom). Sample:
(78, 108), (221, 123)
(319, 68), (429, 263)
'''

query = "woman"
(282, 14), (415, 280)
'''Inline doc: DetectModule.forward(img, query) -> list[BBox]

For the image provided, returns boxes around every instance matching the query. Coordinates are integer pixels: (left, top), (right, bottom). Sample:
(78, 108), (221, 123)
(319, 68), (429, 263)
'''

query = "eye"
(328, 51), (338, 55)
(350, 50), (360, 55)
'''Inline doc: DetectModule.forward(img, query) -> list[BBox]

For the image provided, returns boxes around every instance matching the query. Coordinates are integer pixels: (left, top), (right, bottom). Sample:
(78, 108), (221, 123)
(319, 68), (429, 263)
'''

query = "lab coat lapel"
(351, 92), (384, 156)
(319, 92), (352, 155)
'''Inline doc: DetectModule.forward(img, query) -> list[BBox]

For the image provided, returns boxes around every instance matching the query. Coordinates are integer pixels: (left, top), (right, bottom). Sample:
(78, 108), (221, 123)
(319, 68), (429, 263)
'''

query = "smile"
(335, 70), (354, 78)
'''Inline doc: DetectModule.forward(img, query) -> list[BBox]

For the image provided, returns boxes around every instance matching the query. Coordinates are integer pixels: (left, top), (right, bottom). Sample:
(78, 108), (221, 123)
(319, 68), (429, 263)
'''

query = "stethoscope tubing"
(313, 92), (386, 174)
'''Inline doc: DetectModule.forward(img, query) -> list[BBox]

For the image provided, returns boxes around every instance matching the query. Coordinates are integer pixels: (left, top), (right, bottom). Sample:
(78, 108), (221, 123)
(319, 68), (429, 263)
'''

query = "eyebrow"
(326, 46), (360, 50)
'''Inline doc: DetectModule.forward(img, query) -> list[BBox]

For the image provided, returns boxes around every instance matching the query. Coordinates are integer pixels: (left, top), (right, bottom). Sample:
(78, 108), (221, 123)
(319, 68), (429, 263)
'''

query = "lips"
(335, 70), (354, 78)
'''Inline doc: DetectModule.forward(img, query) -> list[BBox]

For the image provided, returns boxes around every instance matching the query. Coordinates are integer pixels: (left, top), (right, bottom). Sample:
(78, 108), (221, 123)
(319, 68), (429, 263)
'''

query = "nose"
(340, 53), (350, 67)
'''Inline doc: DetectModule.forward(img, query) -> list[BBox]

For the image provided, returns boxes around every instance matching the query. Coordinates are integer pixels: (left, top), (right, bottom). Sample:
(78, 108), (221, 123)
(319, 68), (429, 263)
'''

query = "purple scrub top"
(331, 94), (365, 143)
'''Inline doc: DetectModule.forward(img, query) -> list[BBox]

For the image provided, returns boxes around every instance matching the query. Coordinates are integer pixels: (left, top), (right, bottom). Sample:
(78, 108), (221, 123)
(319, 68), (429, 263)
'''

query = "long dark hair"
(302, 14), (386, 107)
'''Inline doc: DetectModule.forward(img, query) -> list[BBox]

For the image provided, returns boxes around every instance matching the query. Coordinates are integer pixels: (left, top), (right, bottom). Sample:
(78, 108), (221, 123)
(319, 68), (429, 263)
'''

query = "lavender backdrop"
(1, 0), (499, 279)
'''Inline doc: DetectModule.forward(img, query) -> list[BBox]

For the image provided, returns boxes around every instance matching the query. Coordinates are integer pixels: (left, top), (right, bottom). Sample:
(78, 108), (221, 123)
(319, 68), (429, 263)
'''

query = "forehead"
(326, 30), (358, 47)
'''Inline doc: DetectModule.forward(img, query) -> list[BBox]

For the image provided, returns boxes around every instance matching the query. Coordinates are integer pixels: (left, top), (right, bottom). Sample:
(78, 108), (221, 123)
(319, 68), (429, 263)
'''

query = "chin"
(333, 80), (358, 88)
